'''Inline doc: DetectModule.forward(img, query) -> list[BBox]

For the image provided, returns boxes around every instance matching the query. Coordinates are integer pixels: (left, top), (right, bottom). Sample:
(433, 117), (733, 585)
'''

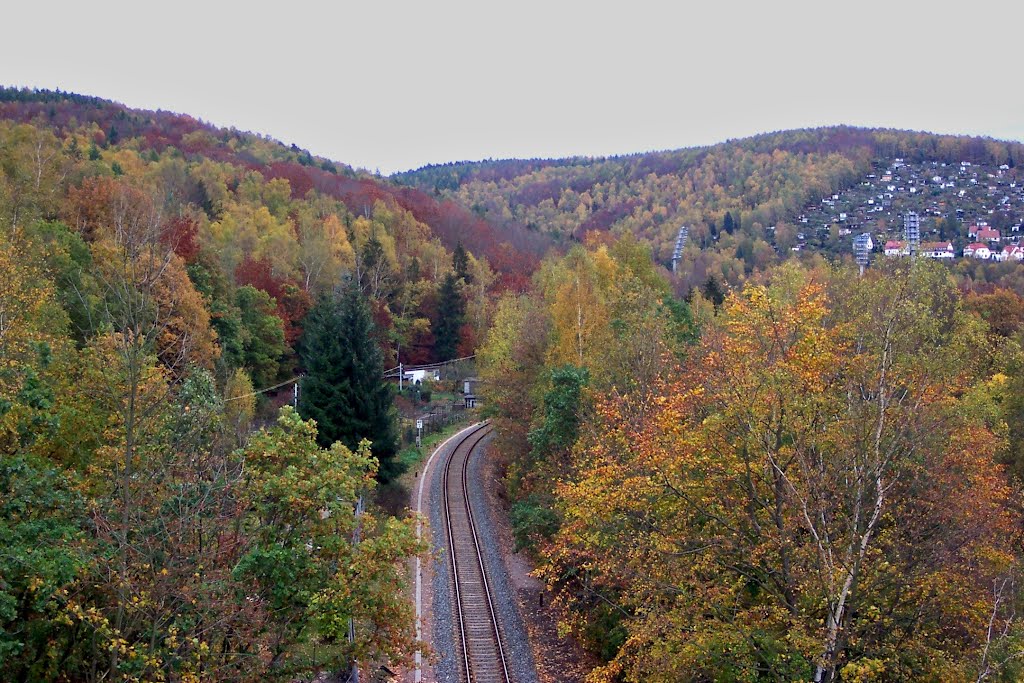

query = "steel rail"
(441, 422), (512, 683)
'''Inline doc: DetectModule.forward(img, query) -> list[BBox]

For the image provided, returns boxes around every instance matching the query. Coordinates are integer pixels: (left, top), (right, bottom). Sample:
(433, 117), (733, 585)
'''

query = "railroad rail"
(442, 422), (512, 683)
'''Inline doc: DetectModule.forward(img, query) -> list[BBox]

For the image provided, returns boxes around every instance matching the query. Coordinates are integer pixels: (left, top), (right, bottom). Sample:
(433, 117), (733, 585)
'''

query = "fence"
(401, 400), (469, 446)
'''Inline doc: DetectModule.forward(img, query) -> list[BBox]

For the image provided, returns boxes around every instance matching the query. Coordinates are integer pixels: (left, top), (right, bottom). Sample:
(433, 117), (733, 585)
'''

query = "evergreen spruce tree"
(723, 211), (735, 235)
(298, 282), (401, 481)
(702, 275), (726, 309)
(452, 241), (471, 283)
(434, 272), (465, 361)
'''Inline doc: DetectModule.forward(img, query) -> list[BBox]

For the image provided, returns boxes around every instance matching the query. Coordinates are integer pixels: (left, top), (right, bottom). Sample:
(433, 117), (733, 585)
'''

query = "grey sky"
(3, 1), (1022, 174)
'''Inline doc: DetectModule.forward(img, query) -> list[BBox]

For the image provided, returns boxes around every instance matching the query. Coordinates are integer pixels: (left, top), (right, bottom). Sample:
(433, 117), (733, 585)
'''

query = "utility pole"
(399, 361), (403, 392)
(348, 494), (364, 683)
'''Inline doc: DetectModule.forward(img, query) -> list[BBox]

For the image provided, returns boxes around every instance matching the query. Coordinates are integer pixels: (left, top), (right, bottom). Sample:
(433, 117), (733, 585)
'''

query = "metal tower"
(671, 225), (688, 274)
(904, 212), (920, 257)
(854, 232), (873, 276)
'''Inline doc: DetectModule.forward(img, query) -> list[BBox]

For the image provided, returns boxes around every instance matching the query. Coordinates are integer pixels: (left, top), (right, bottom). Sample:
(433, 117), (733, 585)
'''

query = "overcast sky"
(3, 1), (1022, 174)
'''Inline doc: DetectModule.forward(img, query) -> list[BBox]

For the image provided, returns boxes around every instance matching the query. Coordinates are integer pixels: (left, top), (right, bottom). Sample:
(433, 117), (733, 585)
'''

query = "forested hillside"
(0, 87), (533, 681)
(396, 127), (1024, 292)
(0, 87), (546, 370)
(479, 236), (1024, 681)
(6, 85), (1024, 683)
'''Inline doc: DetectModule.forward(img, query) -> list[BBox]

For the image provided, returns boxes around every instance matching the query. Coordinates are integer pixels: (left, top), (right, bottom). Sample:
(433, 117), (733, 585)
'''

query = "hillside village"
(793, 156), (1024, 263)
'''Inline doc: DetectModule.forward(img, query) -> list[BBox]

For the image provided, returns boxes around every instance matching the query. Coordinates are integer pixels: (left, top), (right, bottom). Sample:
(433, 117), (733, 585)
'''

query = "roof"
(884, 240), (906, 249)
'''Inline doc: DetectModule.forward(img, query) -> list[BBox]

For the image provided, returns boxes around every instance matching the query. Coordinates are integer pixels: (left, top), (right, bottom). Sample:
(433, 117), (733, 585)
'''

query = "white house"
(964, 242), (991, 259)
(977, 227), (1001, 243)
(403, 368), (440, 385)
(920, 241), (955, 259)
(1003, 245), (1024, 261)
(884, 240), (908, 256)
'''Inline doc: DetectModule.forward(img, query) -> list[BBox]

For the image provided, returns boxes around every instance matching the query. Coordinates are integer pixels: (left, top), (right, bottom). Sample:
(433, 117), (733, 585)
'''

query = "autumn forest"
(4, 88), (1024, 682)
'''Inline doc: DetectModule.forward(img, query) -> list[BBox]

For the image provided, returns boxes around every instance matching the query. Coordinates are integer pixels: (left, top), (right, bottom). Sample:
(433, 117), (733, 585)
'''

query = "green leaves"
(434, 271), (465, 361)
(0, 454), (88, 674)
(298, 284), (400, 481)
(232, 407), (420, 669)
(235, 284), (288, 388)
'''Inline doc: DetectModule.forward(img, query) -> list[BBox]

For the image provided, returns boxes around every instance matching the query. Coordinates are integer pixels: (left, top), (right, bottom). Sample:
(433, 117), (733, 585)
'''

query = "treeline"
(398, 126), (1024, 294)
(479, 237), (1024, 681)
(0, 91), (508, 680)
(0, 87), (548, 286)
(0, 88), (533, 377)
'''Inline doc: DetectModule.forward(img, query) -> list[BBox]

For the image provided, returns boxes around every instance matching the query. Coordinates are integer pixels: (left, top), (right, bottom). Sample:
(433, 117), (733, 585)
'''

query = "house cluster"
(880, 212), (955, 260)
(961, 223), (1024, 261)
(795, 156), (1024, 260)
(881, 220), (1024, 261)
(882, 239), (955, 259)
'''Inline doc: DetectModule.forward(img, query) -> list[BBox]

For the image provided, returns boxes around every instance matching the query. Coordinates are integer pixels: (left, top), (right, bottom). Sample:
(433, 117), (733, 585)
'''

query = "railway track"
(441, 422), (512, 683)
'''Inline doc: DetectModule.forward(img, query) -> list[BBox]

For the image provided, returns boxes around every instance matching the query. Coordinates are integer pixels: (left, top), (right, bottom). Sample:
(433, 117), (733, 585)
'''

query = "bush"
(419, 379), (434, 403)
(509, 495), (560, 553)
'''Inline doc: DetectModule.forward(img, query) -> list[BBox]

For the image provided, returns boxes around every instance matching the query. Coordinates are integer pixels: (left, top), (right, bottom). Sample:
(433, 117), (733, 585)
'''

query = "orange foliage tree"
(545, 261), (1021, 682)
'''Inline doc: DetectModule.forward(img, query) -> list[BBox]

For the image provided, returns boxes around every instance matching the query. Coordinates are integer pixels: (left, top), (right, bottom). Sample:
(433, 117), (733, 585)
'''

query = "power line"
(224, 354), (476, 401)
(382, 355), (476, 378)
(223, 376), (302, 402)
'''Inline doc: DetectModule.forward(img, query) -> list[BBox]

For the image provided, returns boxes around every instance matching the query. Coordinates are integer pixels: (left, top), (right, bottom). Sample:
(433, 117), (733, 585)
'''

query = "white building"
(403, 368), (441, 385)
(919, 241), (954, 259)
(1003, 245), (1024, 261)
(884, 240), (908, 256)
(964, 242), (992, 259)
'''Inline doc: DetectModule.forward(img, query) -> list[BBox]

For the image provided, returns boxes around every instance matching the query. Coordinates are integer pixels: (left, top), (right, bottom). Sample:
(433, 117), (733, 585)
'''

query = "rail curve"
(441, 422), (512, 683)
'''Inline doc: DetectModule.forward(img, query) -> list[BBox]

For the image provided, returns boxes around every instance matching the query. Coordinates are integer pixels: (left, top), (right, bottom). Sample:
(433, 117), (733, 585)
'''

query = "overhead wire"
(223, 355), (476, 401)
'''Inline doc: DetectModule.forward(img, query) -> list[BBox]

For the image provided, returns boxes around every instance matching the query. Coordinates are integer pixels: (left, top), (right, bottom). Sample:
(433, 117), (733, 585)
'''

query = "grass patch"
(376, 415), (476, 515)
(398, 416), (474, 473)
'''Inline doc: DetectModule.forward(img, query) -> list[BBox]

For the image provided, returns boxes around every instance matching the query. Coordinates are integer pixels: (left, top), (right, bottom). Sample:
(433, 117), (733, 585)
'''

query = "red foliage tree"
(234, 256), (311, 346)
(63, 176), (118, 240)
(456, 322), (478, 358)
(264, 162), (314, 199)
(160, 215), (200, 263)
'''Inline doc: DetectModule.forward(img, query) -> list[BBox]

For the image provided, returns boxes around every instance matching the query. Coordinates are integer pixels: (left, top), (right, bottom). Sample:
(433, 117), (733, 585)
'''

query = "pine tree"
(723, 211), (735, 235)
(298, 282), (400, 481)
(434, 272), (465, 361)
(452, 241), (471, 283)
(702, 275), (726, 309)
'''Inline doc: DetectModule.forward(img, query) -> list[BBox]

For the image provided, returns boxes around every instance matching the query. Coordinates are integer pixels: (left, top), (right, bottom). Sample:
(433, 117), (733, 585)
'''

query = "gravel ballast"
(427, 430), (540, 683)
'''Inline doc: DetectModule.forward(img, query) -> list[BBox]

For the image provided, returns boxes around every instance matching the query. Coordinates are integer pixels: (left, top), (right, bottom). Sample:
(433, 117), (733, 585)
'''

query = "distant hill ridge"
(0, 86), (548, 283)
(395, 125), (1024, 290)
(8, 86), (1024, 292)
